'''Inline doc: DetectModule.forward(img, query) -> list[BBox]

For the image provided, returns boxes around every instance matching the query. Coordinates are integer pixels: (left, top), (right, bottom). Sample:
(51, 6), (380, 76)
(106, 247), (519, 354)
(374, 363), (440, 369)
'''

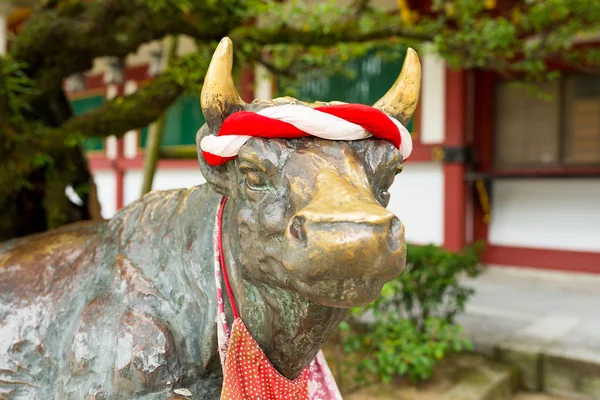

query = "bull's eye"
(378, 190), (391, 207)
(244, 169), (272, 191)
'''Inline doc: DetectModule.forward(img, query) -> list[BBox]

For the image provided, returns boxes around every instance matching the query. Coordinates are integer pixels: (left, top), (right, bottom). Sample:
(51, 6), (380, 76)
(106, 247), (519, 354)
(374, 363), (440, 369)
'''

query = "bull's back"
(0, 220), (107, 297)
(0, 185), (223, 399)
(0, 220), (112, 398)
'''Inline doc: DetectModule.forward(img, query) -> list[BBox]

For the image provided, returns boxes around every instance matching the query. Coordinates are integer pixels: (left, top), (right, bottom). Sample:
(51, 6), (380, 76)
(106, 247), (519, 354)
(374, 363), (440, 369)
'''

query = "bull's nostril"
(387, 217), (403, 249)
(289, 217), (307, 243)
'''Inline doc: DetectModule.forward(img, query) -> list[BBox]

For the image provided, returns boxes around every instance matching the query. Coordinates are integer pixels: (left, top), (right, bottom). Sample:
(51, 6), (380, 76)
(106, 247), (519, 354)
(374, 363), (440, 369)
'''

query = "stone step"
(445, 361), (518, 400)
(457, 266), (600, 400)
(338, 354), (519, 400)
(513, 393), (580, 400)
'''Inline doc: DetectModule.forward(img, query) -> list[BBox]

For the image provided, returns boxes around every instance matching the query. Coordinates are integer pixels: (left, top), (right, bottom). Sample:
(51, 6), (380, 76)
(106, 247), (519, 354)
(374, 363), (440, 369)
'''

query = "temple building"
(3, 0), (599, 273)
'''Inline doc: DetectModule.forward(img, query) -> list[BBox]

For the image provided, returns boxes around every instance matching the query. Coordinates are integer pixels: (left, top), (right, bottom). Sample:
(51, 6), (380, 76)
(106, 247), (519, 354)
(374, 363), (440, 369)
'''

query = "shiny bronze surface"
(0, 38), (420, 399)
(373, 47), (421, 126)
(201, 37), (247, 132)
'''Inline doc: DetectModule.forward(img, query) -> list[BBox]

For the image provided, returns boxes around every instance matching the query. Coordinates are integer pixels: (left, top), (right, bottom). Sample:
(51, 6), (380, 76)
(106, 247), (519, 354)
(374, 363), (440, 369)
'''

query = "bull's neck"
(220, 201), (348, 380)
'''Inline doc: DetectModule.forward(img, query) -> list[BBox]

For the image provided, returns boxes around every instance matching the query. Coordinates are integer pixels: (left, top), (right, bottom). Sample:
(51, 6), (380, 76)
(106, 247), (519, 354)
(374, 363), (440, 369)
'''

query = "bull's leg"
(117, 373), (223, 400)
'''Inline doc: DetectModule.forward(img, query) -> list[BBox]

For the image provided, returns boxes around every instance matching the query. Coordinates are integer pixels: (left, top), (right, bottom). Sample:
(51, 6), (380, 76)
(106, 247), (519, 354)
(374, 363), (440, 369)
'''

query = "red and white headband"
(200, 103), (412, 167)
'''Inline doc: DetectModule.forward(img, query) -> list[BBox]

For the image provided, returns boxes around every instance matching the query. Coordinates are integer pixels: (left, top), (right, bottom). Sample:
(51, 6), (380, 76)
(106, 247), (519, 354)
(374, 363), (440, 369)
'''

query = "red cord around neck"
(217, 196), (240, 319)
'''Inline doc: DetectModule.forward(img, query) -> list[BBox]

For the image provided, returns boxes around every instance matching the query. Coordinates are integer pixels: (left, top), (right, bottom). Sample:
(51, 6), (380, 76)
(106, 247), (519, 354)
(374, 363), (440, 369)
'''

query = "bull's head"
(197, 38), (420, 309)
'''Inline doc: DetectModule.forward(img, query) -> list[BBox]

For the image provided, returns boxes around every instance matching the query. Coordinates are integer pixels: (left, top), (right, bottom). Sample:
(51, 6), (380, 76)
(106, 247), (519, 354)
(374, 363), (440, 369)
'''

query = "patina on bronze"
(0, 37), (421, 399)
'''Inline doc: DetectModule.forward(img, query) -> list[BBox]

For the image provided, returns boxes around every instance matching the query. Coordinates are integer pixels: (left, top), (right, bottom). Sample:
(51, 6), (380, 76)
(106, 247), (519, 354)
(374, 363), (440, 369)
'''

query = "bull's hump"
(0, 220), (105, 300)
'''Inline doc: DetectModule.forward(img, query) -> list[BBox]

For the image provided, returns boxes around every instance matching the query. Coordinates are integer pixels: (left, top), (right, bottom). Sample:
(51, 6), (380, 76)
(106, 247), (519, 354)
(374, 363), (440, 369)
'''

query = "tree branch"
(40, 74), (186, 153)
(229, 16), (434, 47)
(10, 0), (229, 99)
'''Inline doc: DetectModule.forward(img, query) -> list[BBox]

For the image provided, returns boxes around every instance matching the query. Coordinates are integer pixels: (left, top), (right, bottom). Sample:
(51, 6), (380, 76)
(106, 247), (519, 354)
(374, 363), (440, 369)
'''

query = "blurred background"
(1, 1), (599, 399)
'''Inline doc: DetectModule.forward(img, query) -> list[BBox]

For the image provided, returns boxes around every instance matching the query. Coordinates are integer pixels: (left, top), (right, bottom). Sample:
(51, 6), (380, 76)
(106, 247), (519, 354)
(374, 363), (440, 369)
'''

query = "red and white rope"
(200, 103), (412, 166)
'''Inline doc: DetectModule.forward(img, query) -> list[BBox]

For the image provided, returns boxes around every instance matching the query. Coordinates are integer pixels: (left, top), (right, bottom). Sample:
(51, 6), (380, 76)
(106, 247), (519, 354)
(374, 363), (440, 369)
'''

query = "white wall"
(93, 171), (116, 219)
(95, 164), (445, 246)
(419, 48), (446, 144)
(489, 179), (600, 252)
(0, 7), (7, 56)
(387, 162), (445, 245)
(94, 168), (206, 219)
(254, 63), (273, 100)
(123, 169), (207, 208)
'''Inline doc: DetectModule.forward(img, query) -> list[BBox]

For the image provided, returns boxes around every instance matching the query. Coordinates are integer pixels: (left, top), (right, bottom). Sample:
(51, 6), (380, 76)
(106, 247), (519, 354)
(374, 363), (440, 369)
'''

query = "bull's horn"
(373, 48), (421, 126)
(201, 37), (246, 132)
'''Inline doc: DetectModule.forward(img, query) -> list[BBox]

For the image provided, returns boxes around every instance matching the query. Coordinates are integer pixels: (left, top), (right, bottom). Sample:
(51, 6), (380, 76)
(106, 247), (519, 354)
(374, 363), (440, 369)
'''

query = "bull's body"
(0, 187), (225, 399)
(0, 37), (422, 400)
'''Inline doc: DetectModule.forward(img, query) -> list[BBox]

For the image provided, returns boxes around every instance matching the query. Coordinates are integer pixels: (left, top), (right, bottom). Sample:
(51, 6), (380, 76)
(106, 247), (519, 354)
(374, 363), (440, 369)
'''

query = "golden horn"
(201, 37), (246, 131)
(373, 48), (421, 126)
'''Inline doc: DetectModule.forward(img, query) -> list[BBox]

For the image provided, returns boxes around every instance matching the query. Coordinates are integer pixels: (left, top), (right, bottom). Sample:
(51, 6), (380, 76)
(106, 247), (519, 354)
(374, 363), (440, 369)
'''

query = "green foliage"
(0, 56), (49, 198)
(340, 317), (472, 383)
(340, 243), (483, 384)
(430, 0), (600, 82)
(0, 56), (36, 126)
(168, 46), (212, 94)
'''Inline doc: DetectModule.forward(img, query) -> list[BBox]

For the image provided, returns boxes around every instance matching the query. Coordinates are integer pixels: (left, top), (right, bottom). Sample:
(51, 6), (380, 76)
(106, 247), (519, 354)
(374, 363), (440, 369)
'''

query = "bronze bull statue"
(0, 38), (421, 399)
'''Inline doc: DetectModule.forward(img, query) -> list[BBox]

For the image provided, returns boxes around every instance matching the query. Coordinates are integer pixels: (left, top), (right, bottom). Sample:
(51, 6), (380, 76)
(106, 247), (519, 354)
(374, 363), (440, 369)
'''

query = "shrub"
(339, 242), (483, 384)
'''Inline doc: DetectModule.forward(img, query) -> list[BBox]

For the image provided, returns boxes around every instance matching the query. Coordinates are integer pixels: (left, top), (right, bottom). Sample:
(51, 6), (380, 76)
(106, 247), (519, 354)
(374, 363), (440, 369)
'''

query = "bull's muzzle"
(282, 169), (406, 308)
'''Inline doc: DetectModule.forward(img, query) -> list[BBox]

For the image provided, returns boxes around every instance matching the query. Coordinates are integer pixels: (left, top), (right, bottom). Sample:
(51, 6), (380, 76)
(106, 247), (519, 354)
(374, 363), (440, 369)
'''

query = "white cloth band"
(200, 105), (413, 160)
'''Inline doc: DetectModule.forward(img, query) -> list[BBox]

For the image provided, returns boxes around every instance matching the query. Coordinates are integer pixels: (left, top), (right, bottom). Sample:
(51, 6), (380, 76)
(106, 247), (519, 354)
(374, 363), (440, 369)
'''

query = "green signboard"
(70, 95), (105, 151)
(71, 93), (206, 152)
(73, 51), (410, 155)
(141, 94), (205, 147)
(277, 48), (414, 132)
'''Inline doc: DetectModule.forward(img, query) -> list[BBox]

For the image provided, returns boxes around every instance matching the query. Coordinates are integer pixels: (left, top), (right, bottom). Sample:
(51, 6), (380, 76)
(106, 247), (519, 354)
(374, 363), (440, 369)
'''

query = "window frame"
(492, 73), (600, 171)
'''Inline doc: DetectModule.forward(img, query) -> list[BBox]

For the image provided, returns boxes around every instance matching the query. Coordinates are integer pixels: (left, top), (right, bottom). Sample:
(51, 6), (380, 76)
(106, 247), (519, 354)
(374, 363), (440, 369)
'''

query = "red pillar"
(240, 67), (255, 103)
(108, 81), (125, 211)
(115, 135), (125, 210)
(443, 68), (467, 252)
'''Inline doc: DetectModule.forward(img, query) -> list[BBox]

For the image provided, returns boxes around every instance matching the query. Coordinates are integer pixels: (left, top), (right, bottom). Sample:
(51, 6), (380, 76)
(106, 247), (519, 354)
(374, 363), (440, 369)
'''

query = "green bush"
(339, 242), (483, 384)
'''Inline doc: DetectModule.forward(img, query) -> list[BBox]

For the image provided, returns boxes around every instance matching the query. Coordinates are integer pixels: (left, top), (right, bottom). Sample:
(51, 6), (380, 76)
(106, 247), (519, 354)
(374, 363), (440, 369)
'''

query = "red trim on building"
(443, 68), (468, 252)
(87, 145), (434, 172)
(408, 142), (434, 162)
(88, 154), (113, 169)
(484, 245), (600, 274)
(89, 155), (199, 171)
(487, 167), (600, 177)
(240, 66), (255, 103)
(125, 65), (151, 83)
(64, 65), (151, 97)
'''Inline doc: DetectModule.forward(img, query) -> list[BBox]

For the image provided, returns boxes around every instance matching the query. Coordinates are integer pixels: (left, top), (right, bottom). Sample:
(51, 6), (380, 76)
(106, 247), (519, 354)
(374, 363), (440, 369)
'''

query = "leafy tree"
(1, 0), (599, 240)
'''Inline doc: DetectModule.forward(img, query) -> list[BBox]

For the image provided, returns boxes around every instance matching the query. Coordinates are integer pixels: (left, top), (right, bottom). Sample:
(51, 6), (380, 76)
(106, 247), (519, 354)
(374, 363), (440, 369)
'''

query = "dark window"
(565, 75), (600, 165)
(494, 75), (600, 168)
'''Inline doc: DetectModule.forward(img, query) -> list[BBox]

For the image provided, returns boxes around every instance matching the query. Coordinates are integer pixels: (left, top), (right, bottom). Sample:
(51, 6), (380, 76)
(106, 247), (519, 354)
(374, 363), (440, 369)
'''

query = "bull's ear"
(196, 125), (234, 196)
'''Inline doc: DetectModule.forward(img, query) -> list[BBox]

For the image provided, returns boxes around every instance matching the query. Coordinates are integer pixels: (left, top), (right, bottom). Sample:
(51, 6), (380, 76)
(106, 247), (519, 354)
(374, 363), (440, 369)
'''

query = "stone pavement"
(457, 265), (600, 399)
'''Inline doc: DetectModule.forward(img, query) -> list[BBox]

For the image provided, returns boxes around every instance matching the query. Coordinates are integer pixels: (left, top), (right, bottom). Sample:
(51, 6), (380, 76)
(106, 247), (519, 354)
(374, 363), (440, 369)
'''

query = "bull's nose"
(283, 207), (405, 283)
(287, 213), (403, 253)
